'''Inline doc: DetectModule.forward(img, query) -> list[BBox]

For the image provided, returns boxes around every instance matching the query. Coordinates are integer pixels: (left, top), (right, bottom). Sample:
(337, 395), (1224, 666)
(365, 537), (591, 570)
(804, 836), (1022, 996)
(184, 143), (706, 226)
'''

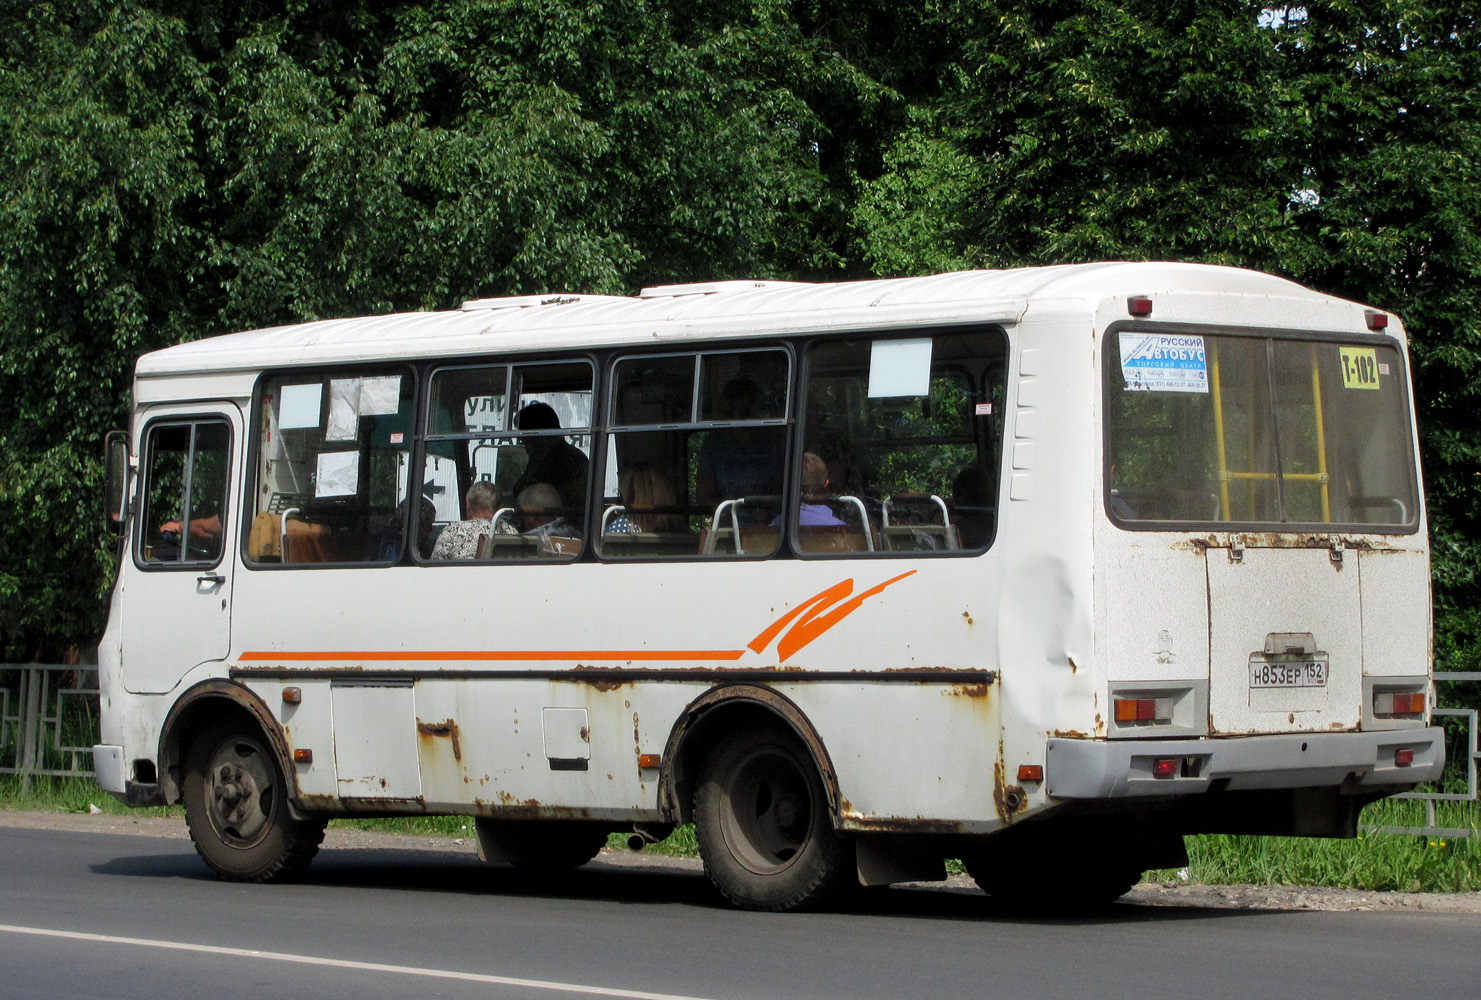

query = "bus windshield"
(1106, 330), (1420, 530)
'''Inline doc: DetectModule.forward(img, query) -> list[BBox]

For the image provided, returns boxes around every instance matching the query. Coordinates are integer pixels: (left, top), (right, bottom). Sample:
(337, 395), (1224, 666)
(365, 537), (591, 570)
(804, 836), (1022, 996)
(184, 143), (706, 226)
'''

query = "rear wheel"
(693, 725), (851, 911)
(182, 720), (324, 882)
(474, 819), (608, 869)
(963, 823), (1144, 911)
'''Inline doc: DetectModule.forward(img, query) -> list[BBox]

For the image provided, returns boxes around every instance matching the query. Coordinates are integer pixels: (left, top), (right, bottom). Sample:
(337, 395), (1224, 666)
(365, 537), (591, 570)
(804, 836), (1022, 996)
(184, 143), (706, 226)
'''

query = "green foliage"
(854, 0), (1481, 679)
(0, 0), (888, 658)
(1, 0), (1478, 671)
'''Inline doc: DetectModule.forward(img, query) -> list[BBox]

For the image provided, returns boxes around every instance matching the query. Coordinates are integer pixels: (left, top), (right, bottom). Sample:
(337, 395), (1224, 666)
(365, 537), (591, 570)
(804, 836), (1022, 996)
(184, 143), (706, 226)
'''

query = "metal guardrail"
(1363, 672), (1481, 840)
(1, 664), (99, 786)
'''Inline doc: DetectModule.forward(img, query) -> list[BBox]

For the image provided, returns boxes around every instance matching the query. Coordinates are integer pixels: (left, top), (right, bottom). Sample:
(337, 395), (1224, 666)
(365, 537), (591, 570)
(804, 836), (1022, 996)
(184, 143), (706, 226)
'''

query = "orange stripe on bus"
(238, 649), (748, 662)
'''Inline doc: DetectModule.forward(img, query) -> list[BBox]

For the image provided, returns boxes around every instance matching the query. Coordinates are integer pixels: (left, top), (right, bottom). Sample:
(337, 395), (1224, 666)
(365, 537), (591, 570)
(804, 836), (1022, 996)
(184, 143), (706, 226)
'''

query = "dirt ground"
(6, 807), (1479, 914)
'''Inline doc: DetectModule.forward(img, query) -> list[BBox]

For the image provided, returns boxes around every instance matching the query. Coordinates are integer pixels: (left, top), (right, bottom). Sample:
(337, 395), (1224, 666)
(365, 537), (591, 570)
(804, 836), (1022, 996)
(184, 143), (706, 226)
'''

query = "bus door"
(122, 405), (242, 695)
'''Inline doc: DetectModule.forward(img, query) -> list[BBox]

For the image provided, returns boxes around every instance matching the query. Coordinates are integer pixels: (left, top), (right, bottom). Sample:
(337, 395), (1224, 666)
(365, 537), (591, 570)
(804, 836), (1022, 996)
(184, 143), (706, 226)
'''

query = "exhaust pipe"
(625, 822), (674, 851)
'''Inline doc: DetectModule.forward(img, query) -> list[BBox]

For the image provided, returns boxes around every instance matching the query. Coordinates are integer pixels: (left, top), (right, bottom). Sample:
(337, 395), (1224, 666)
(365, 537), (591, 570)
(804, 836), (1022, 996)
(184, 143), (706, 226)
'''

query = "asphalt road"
(1, 824), (1477, 1000)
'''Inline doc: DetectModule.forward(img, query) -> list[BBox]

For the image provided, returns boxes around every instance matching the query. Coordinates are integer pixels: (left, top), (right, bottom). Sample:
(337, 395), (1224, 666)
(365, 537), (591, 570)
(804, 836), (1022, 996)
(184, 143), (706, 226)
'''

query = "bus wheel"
(474, 819), (608, 869)
(964, 828), (1142, 910)
(182, 720), (324, 882)
(693, 725), (851, 911)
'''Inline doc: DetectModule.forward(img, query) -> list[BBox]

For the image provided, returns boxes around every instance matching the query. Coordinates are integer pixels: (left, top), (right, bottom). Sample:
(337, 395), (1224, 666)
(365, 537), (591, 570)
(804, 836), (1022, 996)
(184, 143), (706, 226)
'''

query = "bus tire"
(693, 724), (851, 912)
(474, 819), (608, 869)
(182, 719), (324, 882)
(963, 826), (1142, 910)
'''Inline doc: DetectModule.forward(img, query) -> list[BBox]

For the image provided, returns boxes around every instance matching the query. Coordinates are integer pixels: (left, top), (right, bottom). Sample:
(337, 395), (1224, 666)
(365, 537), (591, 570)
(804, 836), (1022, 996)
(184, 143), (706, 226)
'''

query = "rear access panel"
(1207, 545), (1362, 735)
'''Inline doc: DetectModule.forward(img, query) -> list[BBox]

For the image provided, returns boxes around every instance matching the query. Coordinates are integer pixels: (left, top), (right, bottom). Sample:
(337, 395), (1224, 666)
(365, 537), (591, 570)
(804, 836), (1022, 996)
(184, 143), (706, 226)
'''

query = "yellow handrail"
(1209, 341), (1232, 520)
(1307, 343), (1331, 521)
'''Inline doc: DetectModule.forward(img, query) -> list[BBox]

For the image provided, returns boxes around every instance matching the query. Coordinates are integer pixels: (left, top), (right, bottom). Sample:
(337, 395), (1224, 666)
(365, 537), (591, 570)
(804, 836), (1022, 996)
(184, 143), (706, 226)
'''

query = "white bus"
(95, 263), (1443, 911)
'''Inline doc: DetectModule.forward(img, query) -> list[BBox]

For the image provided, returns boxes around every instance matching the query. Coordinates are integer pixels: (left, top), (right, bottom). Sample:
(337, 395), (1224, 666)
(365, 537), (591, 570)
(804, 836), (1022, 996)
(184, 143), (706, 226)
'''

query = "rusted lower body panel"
(237, 671), (1009, 835)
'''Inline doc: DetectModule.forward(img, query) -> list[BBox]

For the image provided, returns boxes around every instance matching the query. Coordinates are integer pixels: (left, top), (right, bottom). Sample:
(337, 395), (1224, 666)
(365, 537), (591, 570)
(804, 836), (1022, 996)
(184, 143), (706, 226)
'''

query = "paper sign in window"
(279, 383), (323, 429)
(358, 375), (402, 415)
(326, 379), (362, 441)
(1119, 333), (1209, 393)
(867, 338), (933, 398)
(1339, 347), (1381, 389)
(315, 450), (359, 497)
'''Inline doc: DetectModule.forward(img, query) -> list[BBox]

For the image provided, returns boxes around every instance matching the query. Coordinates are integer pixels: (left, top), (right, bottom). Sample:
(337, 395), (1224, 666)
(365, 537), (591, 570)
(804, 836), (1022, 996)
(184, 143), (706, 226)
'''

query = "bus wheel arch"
(158, 680), (295, 808)
(659, 684), (841, 829)
(163, 681), (326, 882)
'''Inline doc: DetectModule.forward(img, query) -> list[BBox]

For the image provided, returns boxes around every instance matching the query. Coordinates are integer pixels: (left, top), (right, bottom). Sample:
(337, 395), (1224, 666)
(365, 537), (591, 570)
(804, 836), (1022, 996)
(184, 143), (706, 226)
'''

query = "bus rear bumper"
(1045, 728), (1445, 800)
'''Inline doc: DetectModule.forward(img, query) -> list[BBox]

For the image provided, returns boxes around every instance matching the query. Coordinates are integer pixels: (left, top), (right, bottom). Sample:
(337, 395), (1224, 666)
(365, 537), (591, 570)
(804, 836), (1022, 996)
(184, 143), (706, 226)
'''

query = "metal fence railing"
(1, 664), (99, 786)
(1364, 672), (1481, 840)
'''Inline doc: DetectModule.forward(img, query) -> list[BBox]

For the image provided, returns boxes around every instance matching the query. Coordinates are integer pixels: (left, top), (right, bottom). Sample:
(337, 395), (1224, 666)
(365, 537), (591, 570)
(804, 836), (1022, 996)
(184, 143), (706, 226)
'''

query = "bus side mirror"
(104, 430), (129, 534)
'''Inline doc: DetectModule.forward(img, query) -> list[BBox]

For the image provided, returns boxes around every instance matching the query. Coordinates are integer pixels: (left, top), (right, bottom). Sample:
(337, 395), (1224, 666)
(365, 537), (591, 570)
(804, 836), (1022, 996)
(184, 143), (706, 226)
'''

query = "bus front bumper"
(1045, 728), (1445, 800)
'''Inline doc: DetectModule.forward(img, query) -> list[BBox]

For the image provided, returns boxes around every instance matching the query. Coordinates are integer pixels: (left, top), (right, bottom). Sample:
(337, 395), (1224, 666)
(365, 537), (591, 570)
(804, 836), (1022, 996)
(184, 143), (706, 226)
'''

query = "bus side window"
(249, 371), (416, 566)
(601, 348), (790, 560)
(422, 360), (594, 562)
(799, 328), (1006, 555)
(138, 420), (231, 566)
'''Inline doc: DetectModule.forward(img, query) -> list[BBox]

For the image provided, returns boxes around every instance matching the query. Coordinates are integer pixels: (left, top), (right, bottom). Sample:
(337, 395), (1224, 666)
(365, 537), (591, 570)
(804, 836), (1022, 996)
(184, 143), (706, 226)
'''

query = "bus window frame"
(1100, 319), (1422, 535)
(241, 362), (422, 570)
(789, 323), (1010, 561)
(133, 415), (234, 573)
(595, 342), (795, 563)
(417, 353), (598, 565)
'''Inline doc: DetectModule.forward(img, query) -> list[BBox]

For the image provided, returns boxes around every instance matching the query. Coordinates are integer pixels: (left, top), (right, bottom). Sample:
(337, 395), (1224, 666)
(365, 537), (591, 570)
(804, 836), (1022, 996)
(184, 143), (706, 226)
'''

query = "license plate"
(1249, 658), (1327, 688)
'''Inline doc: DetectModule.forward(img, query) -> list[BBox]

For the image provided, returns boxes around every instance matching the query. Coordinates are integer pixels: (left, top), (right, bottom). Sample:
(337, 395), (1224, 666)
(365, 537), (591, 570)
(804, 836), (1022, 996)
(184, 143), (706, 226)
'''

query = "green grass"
(4, 777), (1476, 892)
(1149, 798), (1481, 893)
(0, 775), (179, 817)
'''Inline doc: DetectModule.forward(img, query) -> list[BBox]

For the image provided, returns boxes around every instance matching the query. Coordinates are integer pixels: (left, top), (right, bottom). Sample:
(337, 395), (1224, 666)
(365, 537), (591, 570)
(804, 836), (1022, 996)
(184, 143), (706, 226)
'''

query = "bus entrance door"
(122, 404), (242, 695)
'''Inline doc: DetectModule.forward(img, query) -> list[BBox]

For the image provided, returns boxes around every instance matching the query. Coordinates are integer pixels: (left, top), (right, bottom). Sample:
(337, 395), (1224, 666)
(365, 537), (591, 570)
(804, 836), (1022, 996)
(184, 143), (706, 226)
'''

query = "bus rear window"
(1106, 331), (1419, 530)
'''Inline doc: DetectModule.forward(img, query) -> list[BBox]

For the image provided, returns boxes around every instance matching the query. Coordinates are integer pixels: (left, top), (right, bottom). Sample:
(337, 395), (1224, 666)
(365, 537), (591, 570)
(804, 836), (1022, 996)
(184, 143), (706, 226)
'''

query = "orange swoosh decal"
(748, 570), (916, 661)
(241, 573), (914, 666)
(238, 649), (746, 662)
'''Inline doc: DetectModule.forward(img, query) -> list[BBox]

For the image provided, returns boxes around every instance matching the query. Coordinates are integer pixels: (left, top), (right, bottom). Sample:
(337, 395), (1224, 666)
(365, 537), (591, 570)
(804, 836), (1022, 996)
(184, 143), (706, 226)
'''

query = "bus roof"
(136, 262), (1350, 378)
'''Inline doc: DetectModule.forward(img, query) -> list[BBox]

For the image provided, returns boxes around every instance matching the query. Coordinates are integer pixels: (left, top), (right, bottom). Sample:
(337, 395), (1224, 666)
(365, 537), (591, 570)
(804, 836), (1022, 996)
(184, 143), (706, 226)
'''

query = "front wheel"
(693, 725), (852, 911)
(182, 720), (324, 882)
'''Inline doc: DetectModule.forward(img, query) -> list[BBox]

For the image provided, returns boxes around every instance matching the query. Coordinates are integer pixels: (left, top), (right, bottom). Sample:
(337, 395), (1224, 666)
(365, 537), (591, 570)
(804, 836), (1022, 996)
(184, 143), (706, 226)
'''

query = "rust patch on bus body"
(1052, 729), (1090, 739)
(947, 682), (990, 699)
(843, 816), (972, 835)
(416, 718), (462, 761)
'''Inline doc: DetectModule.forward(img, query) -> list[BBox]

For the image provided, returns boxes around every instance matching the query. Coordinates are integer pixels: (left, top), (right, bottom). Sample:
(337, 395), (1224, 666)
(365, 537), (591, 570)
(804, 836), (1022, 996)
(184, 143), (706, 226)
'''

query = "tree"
(0, 0), (890, 659)
(854, 0), (1481, 671)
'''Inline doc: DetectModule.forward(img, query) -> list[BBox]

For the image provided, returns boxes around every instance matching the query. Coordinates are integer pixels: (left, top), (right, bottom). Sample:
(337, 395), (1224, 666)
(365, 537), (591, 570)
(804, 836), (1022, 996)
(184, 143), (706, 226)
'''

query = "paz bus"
(95, 263), (1442, 910)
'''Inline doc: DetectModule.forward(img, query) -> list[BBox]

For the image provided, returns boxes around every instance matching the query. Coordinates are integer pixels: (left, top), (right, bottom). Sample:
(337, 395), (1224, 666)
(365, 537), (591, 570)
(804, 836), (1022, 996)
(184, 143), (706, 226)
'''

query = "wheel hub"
(204, 738), (274, 846)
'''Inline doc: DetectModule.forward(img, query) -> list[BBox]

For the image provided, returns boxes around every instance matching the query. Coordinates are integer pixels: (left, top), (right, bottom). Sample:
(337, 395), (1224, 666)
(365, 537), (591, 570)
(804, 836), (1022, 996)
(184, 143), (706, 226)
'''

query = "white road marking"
(0, 923), (715, 1000)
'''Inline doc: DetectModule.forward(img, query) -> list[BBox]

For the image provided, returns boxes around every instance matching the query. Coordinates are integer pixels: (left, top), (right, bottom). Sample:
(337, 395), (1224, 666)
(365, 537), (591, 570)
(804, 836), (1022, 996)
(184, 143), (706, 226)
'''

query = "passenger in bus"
(695, 377), (784, 509)
(510, 402), (589, 508)
(607, 463), (683, 533)
(516, 483), (582, 538)
(430, 480), (502, 560)
(772, 452), (844, 527)
(379, 494), (437, 560)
